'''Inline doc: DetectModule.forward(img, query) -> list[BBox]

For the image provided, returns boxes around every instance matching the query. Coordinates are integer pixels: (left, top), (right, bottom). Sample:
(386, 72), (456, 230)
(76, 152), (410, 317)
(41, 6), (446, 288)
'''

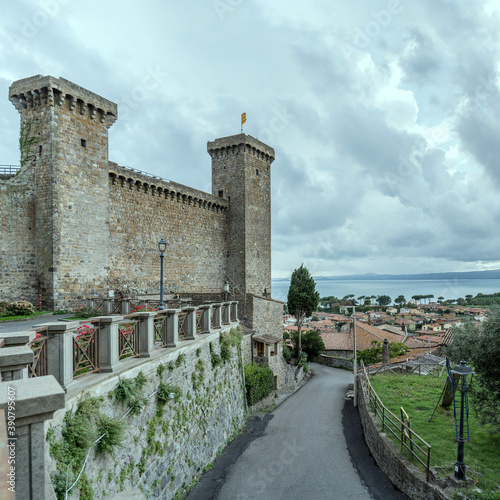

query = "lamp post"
(158, 238), (167, 310)
(451, 360), (475, 480)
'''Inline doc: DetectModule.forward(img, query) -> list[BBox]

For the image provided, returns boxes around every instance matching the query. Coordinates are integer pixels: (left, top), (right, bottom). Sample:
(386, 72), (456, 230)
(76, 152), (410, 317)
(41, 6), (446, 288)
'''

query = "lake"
(271, 278), (500, 304)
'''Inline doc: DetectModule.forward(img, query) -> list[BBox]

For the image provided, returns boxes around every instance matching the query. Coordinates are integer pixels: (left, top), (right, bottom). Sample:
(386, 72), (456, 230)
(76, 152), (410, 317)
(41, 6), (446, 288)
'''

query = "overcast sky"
(1, 0), (500, 279)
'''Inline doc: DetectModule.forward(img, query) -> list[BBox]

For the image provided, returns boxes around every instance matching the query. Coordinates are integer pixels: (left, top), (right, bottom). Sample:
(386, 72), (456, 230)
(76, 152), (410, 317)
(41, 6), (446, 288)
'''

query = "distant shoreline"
(272, 269), (500, 282)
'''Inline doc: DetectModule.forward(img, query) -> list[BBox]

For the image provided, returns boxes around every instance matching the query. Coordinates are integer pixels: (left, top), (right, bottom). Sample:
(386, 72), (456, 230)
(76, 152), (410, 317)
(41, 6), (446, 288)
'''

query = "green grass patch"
(0, 310), (52, 322)
(369, 373), (500, 498)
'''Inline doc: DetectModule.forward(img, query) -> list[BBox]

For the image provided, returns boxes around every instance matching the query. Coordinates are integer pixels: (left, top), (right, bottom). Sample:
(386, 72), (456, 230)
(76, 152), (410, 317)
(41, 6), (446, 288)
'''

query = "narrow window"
(218, 190), (223, 198)
(39, 145), (42, 155)
(256, 169), (259, 176)
(81, 139), (87, 148)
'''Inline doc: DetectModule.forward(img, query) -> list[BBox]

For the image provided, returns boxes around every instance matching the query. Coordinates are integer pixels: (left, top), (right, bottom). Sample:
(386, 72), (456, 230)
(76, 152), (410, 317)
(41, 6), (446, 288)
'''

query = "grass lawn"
(369, 372), (500, 499)
(0, 310), (53, 322)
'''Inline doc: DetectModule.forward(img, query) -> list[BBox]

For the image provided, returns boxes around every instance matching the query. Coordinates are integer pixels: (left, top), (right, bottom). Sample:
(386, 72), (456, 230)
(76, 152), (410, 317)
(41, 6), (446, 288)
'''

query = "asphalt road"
(186, 363), (408, 500)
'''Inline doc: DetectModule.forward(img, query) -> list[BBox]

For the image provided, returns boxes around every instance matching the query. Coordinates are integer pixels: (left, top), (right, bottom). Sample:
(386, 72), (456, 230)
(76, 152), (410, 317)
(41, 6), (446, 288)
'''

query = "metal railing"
(0, 165), (20, 176)
(153, 312), (168, 348)
(360, 361), (432, 481)
(28, 328), (49, 378)
(178, 312), (187, 340)
(73, 323), (100, 377)
(118, 320), (139, 359)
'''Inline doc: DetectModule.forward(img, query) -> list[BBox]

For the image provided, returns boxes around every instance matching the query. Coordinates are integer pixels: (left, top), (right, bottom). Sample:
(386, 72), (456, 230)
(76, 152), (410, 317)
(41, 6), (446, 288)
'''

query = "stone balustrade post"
(104, 299), (113, 315)
(0, 375), (65, 500)
(121, 299), (131, 315)
(0, 331), (36, 348)
(198, 305), (212, 334)
(0, 347), (34, 381)
(98, 316), (122, 372)
(87, 298), (95, 310)
(38, 321), (80, 390)
(137, 312), (156, 357)
(211, 303), (222, 330)
(165, 309), (180, 348)
(184, 307), (198, 340)
(222, 302), (231, 326)
(230, 301), (239, 324)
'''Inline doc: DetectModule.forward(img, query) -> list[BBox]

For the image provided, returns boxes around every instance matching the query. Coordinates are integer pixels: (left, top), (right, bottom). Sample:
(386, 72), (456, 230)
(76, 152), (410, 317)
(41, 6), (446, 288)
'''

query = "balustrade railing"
(178, 312), (187, 340)
(4, 301), (237, 388)
(153, 313), (168, 348)
(196, 309), (203, 334)
(73, 323), (100, 377)
(118, 320), (139, 359)
(28, 329), (49, 378)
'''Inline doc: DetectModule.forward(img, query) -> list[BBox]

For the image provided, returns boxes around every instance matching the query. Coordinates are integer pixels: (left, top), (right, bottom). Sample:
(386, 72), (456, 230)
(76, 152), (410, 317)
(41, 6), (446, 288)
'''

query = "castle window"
(228, 196), (231, 202)
(218, 190), (223, 198)
(39, 145), (42, 155)
(81, 139), (87, 148)
(256, 169), (259, 176)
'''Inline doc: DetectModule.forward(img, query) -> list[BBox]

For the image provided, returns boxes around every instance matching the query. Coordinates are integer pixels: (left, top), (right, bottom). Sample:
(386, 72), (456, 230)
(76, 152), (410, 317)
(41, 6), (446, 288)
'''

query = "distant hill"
(273, 270), (500, 282)
(315, 270), (500, 281)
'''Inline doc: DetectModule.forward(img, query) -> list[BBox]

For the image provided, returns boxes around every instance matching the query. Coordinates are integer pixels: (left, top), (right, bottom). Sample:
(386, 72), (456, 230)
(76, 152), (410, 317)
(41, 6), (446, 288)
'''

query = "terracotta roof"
(320, 332), (351, 350)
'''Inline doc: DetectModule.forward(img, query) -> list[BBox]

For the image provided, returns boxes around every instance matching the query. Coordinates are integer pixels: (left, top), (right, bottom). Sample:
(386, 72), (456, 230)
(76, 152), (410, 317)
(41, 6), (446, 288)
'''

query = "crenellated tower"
(208, 134), (275, 297)
(9, 75), (117, 308)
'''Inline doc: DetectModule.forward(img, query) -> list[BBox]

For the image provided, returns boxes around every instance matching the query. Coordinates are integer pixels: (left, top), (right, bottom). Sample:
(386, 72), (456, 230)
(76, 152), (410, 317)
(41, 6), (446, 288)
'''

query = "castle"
(1, 75), (281, 333)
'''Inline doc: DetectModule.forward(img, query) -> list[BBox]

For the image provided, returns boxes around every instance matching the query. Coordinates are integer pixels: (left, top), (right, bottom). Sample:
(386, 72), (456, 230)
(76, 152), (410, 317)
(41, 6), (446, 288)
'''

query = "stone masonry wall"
(108, 164), (229, 296)
(357, 374), (451, 500)
(46, 329), (246, 499)
(0, 168), (37, 303)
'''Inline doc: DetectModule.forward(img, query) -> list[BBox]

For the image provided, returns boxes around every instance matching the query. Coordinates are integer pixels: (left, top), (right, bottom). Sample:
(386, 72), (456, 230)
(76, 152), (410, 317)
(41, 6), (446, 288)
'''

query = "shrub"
(0, 301), (9, 315)
(244, 363), (275, 406)
(282, 342), (293, 363)
(290, 329), (325, 362)
(7, 300), (35, 316)
(73, 305), (100, 318)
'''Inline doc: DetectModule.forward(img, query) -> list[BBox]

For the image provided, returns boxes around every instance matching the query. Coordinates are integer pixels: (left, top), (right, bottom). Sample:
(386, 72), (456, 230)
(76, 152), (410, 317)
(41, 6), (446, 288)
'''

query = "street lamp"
(451, 360), (475, 480)
(158, 238), (167, 310)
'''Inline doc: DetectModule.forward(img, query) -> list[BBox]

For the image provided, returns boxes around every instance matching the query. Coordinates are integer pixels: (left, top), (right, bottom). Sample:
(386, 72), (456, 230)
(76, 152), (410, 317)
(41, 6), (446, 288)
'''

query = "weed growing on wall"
(114, 372), (147, 414)
(48, 395), (125, 500)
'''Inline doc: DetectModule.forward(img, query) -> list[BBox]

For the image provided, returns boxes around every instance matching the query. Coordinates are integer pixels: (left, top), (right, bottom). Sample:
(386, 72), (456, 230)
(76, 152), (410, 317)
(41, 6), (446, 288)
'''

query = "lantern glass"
(158, 238), (167, 254)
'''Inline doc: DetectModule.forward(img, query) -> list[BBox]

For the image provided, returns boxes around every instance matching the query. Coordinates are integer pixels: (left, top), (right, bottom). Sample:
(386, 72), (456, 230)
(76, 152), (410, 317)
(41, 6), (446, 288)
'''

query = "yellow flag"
(241, 112), (247, 125)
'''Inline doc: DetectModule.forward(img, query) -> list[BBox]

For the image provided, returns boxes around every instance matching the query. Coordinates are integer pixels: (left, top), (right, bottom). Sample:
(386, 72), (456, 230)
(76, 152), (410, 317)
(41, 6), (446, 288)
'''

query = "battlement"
(9, 74), (117, 127)
(109, 162), (229, 214)
(207, 133), (275, 163)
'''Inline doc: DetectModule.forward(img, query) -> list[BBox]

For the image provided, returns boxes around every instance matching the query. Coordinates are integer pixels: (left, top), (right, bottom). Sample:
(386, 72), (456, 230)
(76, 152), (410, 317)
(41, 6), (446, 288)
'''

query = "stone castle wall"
(108, 163), (229, 296)
(0, 168), (37, 302)
(1, 75), (276, 313)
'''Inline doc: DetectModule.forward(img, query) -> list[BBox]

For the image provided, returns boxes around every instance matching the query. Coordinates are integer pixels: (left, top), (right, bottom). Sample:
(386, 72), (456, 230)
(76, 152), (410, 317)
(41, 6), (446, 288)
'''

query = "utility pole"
(345, 305), (358, 407)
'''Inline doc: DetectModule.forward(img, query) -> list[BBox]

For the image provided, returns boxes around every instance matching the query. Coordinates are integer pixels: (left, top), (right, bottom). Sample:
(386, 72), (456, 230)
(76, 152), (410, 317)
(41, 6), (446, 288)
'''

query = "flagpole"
(241, 112), (246, 134)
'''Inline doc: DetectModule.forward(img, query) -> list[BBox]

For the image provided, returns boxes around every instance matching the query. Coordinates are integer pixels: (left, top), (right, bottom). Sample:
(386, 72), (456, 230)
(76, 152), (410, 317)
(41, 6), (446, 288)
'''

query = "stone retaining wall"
(316, 354), (353, 370)
(46, 330), (246, 499)
(356, 374), (452, 500)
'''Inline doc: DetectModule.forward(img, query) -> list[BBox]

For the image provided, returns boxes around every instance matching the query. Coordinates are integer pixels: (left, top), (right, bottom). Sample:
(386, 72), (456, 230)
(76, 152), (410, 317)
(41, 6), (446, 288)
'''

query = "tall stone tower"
(208, 134), (275, 297)
(9, 75), (117, 308)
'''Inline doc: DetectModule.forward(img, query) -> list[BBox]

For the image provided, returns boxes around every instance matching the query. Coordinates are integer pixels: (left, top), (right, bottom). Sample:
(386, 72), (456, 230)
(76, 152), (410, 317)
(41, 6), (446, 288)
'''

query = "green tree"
(376, 295), (391, 306)
(290, 329), (325, 362)
(445, 308), (500, 431)
(394, 295), (406, 306)
(287, 265), (320, 358)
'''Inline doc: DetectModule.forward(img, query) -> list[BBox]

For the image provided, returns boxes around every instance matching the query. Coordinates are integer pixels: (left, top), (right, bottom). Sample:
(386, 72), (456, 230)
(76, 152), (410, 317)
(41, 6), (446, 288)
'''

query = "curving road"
(187, 363), (408, 500)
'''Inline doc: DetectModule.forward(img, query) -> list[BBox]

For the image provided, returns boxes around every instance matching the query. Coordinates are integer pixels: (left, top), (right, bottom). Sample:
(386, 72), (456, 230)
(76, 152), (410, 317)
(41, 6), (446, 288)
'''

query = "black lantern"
(158, 238), (167, 310)
(451, 360), (475, 480)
